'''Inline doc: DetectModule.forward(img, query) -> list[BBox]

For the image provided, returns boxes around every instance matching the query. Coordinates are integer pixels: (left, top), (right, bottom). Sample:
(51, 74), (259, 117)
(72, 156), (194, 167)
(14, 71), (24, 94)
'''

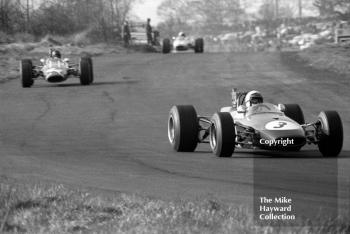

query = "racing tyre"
(80, 57), (92, 85)
(21, 59), (33, 88)
(210, 112), (235, 157)
(162, 38), (171, 54)
(86, 57), (94, 84)
(283, 104), (305, 124)
(317, 111), (343, 157)
(168, 105), (198, 152)
(194, 38), (204, 53)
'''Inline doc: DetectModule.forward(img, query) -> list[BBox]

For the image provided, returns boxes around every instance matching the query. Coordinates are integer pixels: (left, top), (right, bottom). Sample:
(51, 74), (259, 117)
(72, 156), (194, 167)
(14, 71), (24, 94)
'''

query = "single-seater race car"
(162, 32), (204, 54)
(168, 89), (343, 157)
(20, 49), (94, 88)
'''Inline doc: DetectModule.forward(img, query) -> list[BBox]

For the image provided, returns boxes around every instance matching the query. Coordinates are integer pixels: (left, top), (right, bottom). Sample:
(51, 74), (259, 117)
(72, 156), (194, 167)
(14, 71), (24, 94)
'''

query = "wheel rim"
(168, 116), (175, 143)
(209, 124), (217, 150)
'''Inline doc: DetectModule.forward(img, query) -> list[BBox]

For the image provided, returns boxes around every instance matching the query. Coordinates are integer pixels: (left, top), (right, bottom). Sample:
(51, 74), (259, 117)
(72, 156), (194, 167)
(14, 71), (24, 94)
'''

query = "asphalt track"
(0, 52), (349, 218)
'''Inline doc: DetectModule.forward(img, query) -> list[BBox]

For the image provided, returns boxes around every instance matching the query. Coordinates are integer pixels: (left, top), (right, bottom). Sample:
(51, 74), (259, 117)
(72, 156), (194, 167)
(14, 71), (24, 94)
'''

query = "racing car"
(168, 89), (343, 157)
(162, 32), (204, 54)
(20, 49), (94, 88)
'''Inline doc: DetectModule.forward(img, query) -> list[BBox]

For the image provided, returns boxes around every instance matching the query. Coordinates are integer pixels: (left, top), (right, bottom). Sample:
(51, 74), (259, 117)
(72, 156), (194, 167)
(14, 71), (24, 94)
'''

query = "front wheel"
(21, 59), (33, 88)
(317, 111), (343, 157)
(210, 112), (235, 157)
(168, 105), (199, 152)
(80, 57), (93, 85)
(162, 38), (171, 54)
(194, 38), (204, 53)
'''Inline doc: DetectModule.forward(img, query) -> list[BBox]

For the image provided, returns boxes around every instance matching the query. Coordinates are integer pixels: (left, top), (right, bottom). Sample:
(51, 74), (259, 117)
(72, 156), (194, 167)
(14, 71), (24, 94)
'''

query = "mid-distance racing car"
(20, 49), (94, 88)
(162, 32), (204, 54)
(168, 89), (343, 157)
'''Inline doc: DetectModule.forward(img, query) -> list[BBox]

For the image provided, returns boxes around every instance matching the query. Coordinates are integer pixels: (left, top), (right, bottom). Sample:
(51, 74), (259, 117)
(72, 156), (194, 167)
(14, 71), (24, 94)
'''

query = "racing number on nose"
(273, 122), (288, 129)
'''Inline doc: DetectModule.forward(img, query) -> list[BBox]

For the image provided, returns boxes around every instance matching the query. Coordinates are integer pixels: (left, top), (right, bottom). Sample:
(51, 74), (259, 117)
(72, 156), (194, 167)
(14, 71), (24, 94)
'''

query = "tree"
(314, 0), (350, 20)
(157, 0), (245, 35)
(258, 1), (275, 22)
(313, 0), (335, 16)
(0, 0), (26, 34)
(0, 0), (140, 42)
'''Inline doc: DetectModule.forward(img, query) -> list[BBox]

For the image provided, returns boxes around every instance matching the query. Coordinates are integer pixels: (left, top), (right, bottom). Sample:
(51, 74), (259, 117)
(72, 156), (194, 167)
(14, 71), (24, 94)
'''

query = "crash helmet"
(51, 50), (61, 58)
(178, 32), (186, 37)
(244, 90), (263, 107)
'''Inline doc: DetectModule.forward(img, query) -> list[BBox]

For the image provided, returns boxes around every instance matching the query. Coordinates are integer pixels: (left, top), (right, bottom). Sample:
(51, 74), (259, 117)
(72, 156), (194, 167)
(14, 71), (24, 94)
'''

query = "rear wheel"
(283, 104), (305, 124)
(21, 59), (33, 88)
(168, 105), (198, 152)
(162, 38), (171, 54)
(80, 57), (92, 85)
(210, 112), (235, 157)
(194, 38), (204, 53)
(317, 111), (343, 157)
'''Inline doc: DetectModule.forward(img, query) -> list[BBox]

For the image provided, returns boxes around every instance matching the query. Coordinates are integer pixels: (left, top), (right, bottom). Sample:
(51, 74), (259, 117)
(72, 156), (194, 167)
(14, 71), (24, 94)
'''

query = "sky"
(131, 0), (164, 25)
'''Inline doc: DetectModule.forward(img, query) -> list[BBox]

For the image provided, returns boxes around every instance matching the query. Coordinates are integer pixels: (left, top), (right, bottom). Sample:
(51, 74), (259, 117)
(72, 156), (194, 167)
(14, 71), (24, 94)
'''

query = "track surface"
(0, 52), (349, 216)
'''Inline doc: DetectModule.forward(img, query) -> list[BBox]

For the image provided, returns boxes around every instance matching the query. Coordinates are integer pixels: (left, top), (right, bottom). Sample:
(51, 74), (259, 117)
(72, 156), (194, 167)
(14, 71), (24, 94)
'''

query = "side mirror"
(40, 59), (45, 63)
(237, 106), (246, 113)
(63, 58), (69, 63)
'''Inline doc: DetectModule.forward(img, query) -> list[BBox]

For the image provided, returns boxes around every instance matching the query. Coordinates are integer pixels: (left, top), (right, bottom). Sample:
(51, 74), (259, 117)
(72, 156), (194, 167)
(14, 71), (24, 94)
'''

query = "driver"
(244, 90), (263, 109)
(51, 50), (61, 59)
(233, 90), (263, 114)
(178, 32), (186, 38)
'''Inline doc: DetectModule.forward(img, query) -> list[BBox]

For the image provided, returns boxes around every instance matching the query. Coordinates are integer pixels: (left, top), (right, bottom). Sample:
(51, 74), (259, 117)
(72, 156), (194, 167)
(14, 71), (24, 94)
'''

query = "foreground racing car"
(168, 89), (343, 157)
(20, 49), (94, 88)
(162, 32), (204, 54)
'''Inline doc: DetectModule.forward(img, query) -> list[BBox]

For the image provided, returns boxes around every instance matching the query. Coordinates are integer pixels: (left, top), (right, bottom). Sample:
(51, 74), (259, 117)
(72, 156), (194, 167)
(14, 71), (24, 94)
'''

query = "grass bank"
(1, 177), (349, 233)
(0, 177), (255, 233)
(298, 43), (350, 76)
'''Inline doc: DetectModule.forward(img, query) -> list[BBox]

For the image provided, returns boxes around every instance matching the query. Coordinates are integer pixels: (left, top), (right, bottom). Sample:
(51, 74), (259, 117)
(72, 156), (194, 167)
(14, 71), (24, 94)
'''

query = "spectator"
(146, 18), (153, 45)
(153, 30), (160, 46)
(123, 21), (131, 47)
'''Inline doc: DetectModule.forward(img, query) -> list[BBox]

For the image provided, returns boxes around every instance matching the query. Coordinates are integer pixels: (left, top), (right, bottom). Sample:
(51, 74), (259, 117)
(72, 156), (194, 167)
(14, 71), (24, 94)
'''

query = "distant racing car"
(168, 89), (343, 157)
(162, 32), (204, 54)
(20, 49), (94, 88)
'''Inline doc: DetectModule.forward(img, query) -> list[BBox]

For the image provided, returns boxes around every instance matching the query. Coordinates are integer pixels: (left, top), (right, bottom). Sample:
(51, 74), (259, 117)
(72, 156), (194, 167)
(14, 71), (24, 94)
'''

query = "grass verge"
(1, 177), (349, 233)
(298, 43), (350, 76)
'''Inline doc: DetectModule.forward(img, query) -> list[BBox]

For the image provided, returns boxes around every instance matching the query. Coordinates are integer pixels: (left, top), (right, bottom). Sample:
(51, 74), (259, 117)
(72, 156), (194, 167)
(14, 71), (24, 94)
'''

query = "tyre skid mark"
(102, 91), (117, 122)
(35, 95), (51, 121)
(19, 94), (51, 149)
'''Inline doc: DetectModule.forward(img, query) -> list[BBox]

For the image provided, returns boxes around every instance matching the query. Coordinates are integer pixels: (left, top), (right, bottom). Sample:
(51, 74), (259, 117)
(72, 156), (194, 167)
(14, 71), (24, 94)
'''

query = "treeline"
(157, 0), (244, 36)
(156, 0), (350, 37)
(0, 0), (137, 41)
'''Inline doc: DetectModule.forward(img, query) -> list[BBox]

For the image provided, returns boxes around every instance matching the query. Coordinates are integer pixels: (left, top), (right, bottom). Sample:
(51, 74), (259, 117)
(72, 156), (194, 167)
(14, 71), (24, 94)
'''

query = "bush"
(13, 33), (35, 43)
(0, 31), (14, 44)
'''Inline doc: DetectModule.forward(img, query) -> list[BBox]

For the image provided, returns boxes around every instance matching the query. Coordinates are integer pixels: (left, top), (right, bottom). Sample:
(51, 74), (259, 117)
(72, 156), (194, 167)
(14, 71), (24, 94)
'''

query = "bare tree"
(157, 0), (244, 35)
(313, 0), (350, 19)
(0, 0), (139, 42)
(314, 0), (335, 16)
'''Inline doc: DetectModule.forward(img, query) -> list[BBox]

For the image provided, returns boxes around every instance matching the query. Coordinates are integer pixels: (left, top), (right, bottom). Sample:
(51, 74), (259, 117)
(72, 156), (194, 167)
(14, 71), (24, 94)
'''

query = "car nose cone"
(46, 72), (65, 83)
